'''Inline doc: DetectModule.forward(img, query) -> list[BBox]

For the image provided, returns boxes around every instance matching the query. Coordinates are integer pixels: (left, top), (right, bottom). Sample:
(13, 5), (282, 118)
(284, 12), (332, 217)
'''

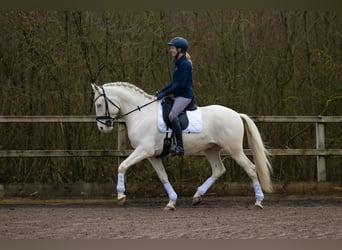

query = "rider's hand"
(155, 91), (164, 100)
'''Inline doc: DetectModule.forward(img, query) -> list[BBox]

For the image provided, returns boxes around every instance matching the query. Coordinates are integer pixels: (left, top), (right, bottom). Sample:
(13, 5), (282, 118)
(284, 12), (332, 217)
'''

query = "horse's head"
(91, 83), (120, 133)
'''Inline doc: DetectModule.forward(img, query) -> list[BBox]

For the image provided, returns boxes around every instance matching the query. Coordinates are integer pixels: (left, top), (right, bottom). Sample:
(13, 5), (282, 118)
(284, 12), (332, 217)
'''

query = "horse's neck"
(106, 84), (155, 121)
(106, 84), (157, 143)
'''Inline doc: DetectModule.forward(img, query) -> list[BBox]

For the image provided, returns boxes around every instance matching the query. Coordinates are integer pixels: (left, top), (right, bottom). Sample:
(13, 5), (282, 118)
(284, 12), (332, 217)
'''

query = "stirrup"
(170, 147), (184, 156)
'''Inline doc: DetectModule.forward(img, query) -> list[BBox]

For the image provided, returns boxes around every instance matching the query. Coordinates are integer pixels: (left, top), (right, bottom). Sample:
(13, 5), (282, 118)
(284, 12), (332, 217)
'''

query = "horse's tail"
(239, 114), (273, 193)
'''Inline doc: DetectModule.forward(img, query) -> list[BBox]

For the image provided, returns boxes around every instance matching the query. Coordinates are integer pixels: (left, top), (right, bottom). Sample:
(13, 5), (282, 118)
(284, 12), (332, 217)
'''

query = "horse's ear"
(91, 83), (99, 93)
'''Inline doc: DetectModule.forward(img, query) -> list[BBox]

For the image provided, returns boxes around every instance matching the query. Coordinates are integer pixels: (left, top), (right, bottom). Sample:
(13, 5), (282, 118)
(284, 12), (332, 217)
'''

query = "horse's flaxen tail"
(240, 114), (273, 193)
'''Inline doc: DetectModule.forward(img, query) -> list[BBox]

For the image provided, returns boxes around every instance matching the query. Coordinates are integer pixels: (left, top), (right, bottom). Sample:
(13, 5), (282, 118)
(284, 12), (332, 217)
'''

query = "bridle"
(94, 85), (157, 127)
(94, 86), (120, 127)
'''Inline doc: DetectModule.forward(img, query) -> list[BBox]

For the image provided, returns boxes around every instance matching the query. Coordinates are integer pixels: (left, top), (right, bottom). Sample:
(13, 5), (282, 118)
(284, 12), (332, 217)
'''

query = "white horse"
(91, 82), (273, 210)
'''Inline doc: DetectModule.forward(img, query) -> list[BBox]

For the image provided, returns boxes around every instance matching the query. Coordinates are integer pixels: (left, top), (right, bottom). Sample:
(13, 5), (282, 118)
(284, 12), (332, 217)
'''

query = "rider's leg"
(168, 97), (191, 156)
(170, 117), (183, 155)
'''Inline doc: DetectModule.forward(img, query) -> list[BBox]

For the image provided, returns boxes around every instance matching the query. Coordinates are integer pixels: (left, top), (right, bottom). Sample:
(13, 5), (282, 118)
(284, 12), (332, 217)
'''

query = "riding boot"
(170, 117), (184, 156)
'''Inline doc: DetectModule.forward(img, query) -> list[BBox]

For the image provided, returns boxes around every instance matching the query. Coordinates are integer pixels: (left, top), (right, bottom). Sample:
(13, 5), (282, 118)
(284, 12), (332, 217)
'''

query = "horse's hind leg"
(230, 150), (264, 208)
(192, 146), (226, 205)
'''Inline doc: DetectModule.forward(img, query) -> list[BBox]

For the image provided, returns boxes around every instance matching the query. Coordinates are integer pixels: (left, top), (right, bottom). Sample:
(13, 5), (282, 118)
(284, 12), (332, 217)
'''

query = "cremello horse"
(91, 82), (273, 210)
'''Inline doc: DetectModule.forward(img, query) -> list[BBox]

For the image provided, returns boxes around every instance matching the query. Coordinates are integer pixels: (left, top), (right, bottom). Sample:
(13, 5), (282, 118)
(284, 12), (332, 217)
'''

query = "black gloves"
(155, 91), (164, 100)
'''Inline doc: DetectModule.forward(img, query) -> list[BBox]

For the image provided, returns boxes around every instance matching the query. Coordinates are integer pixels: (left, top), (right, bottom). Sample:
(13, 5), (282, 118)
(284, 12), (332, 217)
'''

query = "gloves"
(155, 91), (164, 100)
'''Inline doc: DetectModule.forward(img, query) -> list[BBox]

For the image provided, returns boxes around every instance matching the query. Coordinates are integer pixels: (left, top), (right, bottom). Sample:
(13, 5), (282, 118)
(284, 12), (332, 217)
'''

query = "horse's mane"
(103, 82), (153, 100)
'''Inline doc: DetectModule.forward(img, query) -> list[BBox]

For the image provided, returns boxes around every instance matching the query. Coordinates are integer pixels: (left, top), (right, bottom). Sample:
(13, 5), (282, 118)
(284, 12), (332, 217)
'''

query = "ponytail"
(186, 52), (193, 69)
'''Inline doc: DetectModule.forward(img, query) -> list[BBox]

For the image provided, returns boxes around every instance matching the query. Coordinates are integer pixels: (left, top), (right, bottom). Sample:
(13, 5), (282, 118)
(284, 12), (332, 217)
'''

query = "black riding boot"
(170, 117), (184, 156)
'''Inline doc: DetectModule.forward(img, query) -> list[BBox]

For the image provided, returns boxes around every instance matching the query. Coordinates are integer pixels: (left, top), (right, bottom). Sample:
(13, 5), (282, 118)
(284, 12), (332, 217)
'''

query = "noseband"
(94, 86), (120, 127)
(94, 85), (158, 127)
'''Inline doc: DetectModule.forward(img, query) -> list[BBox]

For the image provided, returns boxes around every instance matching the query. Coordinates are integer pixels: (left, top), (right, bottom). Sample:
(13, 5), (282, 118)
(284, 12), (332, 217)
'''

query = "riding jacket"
(157, 55), (193, 100)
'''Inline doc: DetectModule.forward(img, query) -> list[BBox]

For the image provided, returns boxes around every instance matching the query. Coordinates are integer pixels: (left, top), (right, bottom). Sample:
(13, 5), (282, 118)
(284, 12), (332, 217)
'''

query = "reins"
(118, 99), (158, 119)
(95, 85), (157, 127)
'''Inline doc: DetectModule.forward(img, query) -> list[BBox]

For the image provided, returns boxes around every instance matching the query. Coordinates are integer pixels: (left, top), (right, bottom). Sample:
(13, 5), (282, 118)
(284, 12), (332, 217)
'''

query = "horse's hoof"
(164, 205), (176, 211)
(192, 196), (202, 206)
(118, 196), (126, 206)
(164, 200), (176, 211)
(254, 200), (263, 209)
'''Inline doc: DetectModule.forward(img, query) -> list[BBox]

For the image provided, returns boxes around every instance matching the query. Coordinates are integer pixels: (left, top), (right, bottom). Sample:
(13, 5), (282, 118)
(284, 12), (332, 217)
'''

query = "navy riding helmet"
(168, 37), (189, 52)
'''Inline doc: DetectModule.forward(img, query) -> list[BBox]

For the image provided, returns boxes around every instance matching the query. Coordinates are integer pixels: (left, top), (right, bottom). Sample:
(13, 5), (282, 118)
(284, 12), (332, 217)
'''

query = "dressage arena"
(1, 196), (341, 239)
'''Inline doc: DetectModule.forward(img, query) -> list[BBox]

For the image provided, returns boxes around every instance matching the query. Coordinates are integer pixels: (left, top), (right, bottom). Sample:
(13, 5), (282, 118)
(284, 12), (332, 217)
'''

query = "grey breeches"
(169, 97), (192, 122)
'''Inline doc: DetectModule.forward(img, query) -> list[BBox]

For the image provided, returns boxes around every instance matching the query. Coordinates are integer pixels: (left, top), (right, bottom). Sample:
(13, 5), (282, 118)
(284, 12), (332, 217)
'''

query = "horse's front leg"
(116, 147), (151, 205)
(117, 172), (126, 205)
(148, 157), (177, 210)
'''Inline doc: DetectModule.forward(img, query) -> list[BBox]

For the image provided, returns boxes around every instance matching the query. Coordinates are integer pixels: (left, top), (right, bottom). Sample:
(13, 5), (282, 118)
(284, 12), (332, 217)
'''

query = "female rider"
(155, 37), (194, 156)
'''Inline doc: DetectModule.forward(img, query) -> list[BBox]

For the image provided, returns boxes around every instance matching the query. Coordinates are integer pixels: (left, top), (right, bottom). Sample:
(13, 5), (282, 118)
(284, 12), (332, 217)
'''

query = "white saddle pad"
(157, 101), (202, 133)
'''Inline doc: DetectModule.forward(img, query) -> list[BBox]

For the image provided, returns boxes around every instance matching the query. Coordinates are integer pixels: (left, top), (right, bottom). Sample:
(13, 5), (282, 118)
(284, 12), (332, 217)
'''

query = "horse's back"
(198, 104), (245, 140)
(200, 104), (242, 123)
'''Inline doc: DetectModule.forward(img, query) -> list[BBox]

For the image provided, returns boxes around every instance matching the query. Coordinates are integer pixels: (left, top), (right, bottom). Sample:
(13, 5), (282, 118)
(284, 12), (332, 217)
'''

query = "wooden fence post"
(117, 122), (127, 167)
(117, 122), (127, 151)
(316, 122), (326, 181)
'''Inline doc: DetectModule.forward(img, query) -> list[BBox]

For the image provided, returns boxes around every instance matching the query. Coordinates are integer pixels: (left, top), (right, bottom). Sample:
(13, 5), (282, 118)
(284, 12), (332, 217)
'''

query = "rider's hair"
(186, 52), (193, 69)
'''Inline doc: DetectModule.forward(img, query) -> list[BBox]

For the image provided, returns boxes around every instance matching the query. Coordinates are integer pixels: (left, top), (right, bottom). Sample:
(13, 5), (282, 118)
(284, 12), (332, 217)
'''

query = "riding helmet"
(168, 37), (189, 52)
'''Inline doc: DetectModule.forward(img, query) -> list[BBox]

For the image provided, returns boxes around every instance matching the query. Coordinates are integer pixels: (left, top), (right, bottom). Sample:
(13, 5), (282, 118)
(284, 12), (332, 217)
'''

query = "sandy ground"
(1, 197), (342, 239)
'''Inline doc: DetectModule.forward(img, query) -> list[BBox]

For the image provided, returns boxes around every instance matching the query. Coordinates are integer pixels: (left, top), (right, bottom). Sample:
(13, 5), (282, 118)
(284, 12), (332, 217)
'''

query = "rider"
(155, 37), (194, 156)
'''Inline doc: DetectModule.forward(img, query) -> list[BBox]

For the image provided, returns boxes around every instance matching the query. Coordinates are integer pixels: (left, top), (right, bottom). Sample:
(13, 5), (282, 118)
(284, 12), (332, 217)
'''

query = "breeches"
(169, 97), (192, 122)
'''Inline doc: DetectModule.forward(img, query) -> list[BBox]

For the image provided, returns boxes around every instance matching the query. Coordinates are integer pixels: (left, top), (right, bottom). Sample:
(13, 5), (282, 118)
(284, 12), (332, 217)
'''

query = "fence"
(0, 116), (341, 182)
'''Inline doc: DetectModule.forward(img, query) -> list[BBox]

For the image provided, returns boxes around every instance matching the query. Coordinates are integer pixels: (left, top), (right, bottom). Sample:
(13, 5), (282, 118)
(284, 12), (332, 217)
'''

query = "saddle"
(161, 96), (197, 130)
(157, 96), (197, 158)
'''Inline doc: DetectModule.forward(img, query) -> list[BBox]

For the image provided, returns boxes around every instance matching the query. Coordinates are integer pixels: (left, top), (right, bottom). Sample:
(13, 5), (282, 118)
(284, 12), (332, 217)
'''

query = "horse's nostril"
(100, 127), (103, 130)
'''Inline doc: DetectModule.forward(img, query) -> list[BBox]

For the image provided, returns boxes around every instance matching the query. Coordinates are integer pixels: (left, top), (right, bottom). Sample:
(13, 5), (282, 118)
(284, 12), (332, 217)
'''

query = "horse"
(91, 82), (273, 210)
